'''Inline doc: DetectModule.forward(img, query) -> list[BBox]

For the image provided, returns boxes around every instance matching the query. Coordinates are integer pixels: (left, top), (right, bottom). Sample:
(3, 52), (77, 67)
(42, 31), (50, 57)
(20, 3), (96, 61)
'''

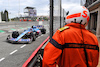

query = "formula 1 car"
(6, 25), (46, 44)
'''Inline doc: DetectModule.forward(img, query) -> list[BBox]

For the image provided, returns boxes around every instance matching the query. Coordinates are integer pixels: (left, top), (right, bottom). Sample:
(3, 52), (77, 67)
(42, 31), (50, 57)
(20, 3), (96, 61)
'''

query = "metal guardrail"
(22, 36), (50, 67)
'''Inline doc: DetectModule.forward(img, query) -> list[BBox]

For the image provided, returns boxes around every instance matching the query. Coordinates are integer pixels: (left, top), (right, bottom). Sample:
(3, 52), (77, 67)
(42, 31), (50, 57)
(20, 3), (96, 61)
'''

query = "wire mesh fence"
(53, 0), (66, 33)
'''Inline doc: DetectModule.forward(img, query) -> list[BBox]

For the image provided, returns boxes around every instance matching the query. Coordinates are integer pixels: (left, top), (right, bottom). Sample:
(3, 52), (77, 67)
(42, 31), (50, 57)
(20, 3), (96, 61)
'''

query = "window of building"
(93, 12), (98, 31)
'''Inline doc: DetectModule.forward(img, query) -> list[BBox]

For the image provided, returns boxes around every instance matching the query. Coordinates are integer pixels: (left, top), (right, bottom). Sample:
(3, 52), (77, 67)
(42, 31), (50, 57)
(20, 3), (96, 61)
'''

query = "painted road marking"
(41, 35), (43, 36)
(27, 27), (30, 28)
(19, 27), (23, 29)
(20, 45), (26, 48)
(8, 30), (13, 32)
(0, 30), (5, 33)
(10, 50), (18, 55)
(37, 34), (44, 39)
(11, 28), (16, 31)
(47, 32), (49, 33)
(0, 58), (5, 62)
(37, 36), (40, 38)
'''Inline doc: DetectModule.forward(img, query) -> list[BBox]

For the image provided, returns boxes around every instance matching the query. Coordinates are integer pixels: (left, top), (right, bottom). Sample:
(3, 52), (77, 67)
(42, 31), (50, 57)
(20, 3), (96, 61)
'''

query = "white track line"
(46, 31), (49, 33)
(37, 35), (43, 39)
(41, 35), (43, 36)
(0, 58), (5, 62)
(20, 44), (26, 48)
(37, 36), (40, 38)
(10, 50), (18, 55)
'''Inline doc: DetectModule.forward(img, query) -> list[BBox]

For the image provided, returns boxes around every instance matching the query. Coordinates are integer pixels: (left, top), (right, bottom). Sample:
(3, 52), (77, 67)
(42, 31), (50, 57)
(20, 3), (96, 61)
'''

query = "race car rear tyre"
(40, 28), (46, 34)
(12, 31), (19, 38)
(6, 35), (10, 40)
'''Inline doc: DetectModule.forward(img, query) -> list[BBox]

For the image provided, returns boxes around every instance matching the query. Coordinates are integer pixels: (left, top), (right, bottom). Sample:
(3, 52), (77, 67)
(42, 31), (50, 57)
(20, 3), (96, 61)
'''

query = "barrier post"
(50, 0), (53, 38)
(0, 12), (2, 22)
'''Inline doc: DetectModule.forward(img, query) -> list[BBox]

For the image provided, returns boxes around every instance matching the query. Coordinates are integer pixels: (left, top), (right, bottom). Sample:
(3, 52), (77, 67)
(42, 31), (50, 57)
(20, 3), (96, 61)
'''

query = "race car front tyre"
(28, 36), (33, 44)
(33, 34), (36, 41)
(12, 31), (19, 38)
(30, 32), (36, 41)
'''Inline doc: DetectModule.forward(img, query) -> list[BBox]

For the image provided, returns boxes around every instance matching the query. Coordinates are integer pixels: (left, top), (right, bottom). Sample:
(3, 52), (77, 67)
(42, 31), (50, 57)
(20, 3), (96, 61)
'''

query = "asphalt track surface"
(0, 21), (100, 67)
(0, 21), (49, 67)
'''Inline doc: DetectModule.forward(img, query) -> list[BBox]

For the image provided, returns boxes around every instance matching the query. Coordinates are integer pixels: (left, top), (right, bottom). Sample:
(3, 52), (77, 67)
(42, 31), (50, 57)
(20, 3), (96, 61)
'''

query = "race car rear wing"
(22, 36), (50, 67)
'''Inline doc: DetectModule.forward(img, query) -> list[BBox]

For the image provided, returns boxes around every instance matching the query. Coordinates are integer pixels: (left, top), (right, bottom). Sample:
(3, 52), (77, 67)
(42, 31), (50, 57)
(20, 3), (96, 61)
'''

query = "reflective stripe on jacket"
(42, 23), (99, 67)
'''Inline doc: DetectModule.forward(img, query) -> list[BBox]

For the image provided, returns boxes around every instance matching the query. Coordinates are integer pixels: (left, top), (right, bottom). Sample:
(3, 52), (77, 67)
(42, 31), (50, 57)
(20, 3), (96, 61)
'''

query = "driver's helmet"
(32, 26), (37, 29)
(66, 6), (90, 26)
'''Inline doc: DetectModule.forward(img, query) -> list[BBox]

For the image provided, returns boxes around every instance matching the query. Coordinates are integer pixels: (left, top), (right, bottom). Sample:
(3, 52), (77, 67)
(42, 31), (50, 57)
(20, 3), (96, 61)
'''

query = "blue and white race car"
(6, 25), (46, 44)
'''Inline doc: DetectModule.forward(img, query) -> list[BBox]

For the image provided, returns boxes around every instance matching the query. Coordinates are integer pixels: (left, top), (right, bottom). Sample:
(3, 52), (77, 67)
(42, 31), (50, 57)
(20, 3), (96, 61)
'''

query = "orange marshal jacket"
(42, 23), (99, 67)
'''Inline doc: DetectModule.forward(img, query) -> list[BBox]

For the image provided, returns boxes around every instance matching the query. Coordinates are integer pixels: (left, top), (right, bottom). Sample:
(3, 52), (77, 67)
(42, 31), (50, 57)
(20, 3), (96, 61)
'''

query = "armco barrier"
(22, 36), (50, 67)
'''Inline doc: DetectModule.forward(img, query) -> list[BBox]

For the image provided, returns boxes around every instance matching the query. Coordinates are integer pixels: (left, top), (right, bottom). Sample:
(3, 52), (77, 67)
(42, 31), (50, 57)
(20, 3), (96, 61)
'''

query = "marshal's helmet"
(66, 6), (90, 26)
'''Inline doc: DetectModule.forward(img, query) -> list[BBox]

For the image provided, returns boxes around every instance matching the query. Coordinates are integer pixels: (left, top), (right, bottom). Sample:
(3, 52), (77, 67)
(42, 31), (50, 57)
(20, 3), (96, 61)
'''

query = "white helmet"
(66, 6), (90, 26)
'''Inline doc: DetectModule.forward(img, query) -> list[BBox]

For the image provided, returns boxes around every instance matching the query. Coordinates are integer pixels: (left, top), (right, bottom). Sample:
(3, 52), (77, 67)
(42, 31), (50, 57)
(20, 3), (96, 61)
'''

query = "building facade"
(24, 7), (37, 17)
(85, 0), (100, 40)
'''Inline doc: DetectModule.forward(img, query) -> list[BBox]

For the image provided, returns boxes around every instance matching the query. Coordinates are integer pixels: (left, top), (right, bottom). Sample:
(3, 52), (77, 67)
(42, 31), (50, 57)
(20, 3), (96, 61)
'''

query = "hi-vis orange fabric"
(42, 23), (99, 67)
